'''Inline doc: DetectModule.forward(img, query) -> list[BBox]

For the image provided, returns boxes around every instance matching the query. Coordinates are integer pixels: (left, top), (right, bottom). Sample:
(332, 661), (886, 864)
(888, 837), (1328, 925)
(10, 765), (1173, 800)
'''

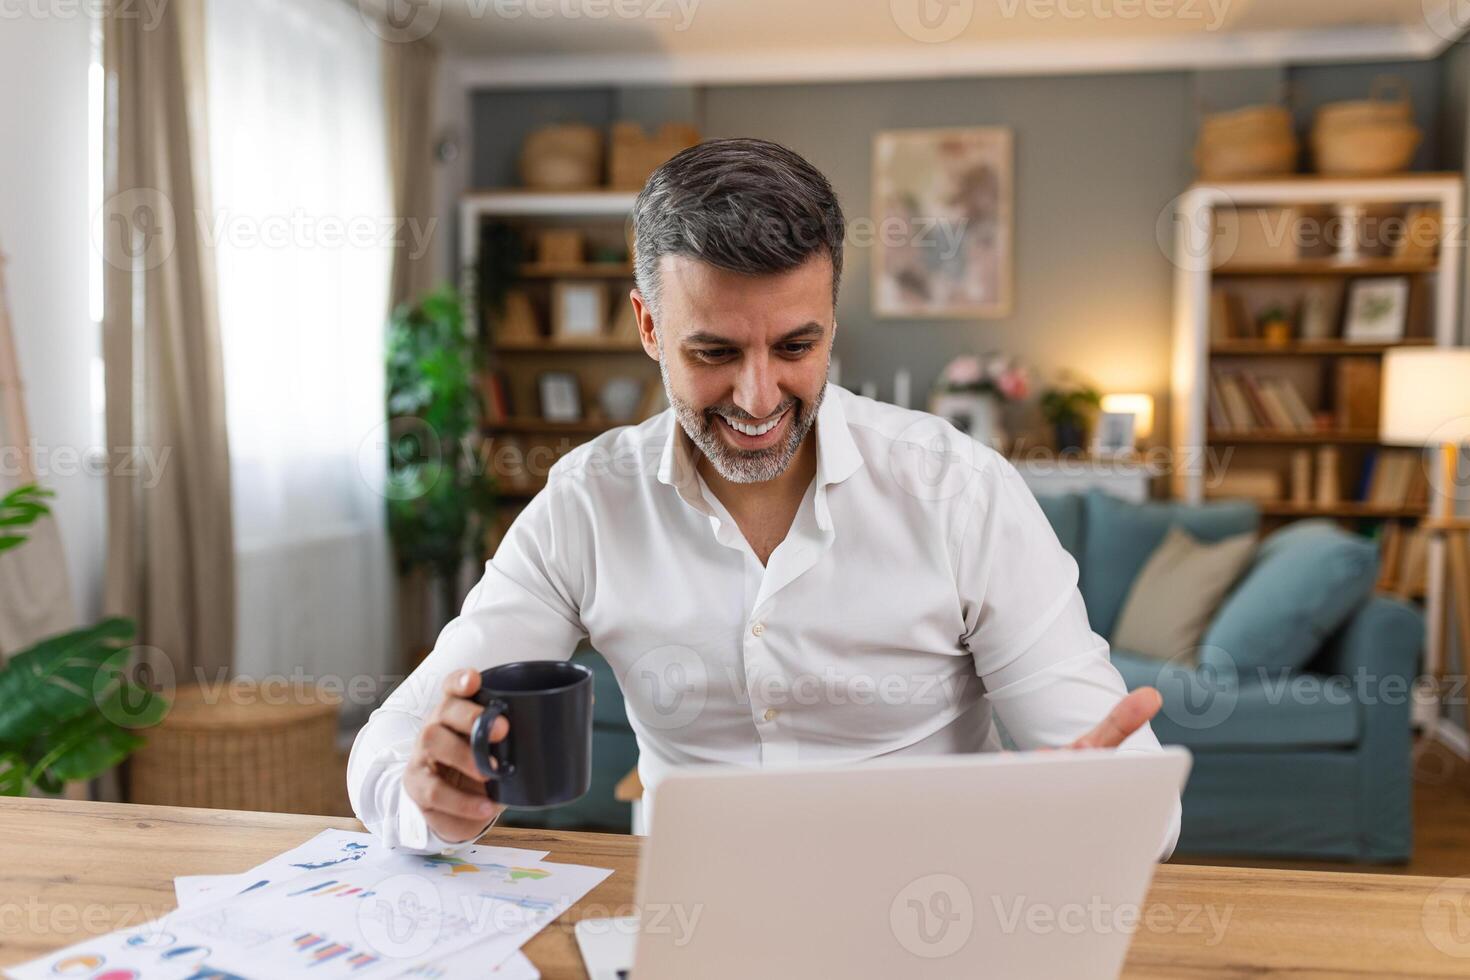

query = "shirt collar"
(656, 383), (865, 527)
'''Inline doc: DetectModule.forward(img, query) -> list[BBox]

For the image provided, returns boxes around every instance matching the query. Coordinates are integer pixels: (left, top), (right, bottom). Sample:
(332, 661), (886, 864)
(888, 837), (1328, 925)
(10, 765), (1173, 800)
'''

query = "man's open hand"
(1067, 686), (1163, 750)
(404, 668), (510, 844)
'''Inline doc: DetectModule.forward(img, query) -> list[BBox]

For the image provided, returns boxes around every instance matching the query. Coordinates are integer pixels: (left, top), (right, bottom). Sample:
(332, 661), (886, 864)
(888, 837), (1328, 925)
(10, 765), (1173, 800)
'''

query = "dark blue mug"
(470, 660), (594, 809)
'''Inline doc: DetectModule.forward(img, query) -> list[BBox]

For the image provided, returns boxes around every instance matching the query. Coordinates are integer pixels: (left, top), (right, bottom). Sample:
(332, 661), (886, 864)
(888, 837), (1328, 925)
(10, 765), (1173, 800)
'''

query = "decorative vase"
(930, 391), (1006, 450)
(1054, 421), (1085, 453)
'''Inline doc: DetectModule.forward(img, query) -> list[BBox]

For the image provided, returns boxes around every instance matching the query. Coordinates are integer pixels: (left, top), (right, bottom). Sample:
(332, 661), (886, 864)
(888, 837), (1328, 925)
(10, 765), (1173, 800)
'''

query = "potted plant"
(385, 287), (497, 637)
(0, 485), (167, 796)
(1040, 380), (1102, 453)
(930, 354), (1030, 449)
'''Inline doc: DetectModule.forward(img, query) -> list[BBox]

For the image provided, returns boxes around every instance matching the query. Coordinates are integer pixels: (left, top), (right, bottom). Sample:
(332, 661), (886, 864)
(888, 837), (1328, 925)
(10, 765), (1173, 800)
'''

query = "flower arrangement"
(937, 353), (1030, 402)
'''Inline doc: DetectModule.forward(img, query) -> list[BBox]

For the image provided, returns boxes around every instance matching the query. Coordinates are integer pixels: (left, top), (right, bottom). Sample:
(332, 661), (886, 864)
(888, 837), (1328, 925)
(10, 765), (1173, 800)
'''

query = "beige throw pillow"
(1111, 525), (1257, 664)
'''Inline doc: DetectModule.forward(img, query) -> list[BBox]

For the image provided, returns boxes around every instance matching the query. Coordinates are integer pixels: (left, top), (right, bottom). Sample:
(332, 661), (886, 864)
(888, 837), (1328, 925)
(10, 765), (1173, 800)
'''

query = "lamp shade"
(1100, 393), (1154, 440)
(1380, 348), (1470, 446)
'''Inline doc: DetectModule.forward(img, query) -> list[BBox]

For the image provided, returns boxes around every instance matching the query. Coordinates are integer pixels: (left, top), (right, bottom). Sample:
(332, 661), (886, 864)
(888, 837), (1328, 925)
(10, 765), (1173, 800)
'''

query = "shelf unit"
(459, 189), (659, 544)
(1171, 174), (1464, 511)
(1170, 174), (1464, 716)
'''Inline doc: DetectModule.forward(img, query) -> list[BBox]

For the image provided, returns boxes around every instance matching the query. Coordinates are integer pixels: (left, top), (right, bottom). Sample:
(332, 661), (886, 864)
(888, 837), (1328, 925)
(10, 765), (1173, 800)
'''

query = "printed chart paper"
(10, 833), (608, 980)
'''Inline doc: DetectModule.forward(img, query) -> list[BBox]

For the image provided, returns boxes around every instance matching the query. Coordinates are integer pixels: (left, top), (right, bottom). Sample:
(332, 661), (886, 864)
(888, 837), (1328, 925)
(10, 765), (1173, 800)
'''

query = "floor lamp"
(1381, 348), (1470, 754)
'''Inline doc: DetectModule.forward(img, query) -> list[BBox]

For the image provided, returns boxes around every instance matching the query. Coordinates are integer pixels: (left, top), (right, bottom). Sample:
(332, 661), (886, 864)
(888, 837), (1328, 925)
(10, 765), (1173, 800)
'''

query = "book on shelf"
(1335, 358), (1380, 432)
(1359, 448), (1428, 509)
(1209, 369), (1317, 433)
(480, 371), (513, 422)
(1208, 468), (1283, 502)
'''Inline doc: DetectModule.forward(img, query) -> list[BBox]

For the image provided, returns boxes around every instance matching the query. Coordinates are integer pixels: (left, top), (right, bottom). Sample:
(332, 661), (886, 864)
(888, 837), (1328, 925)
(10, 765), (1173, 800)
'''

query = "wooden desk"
(3, 797), (1470, 978)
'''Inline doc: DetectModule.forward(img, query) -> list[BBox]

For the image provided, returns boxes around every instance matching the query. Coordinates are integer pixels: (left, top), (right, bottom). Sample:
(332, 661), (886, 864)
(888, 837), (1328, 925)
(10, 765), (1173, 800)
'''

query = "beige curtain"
(384, 37), (441, 309)
(383, 36), (440, 667)
(102, 0), (235, 679)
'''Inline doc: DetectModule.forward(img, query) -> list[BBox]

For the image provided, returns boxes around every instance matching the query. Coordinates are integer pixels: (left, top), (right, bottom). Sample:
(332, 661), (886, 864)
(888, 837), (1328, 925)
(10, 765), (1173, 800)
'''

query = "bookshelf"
(1171, 175), (1465, 715)
(1170, 175), (1464, 527)
(459, 189), (663, 543)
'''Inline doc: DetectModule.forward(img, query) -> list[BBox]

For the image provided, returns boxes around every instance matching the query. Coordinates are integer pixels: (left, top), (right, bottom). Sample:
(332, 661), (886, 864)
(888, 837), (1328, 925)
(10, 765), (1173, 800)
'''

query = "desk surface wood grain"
(3, 797), (1469, 978)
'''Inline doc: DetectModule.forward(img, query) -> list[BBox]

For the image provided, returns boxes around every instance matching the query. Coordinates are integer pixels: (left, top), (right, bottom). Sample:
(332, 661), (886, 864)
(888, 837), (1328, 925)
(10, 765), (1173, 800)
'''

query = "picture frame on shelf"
(1092, 411), (1137, 456)
(537, 371), (583, 422)
(552, 281), (608, 342)
(598, 376), (646, 422)
(1342, 276), (1409, 344)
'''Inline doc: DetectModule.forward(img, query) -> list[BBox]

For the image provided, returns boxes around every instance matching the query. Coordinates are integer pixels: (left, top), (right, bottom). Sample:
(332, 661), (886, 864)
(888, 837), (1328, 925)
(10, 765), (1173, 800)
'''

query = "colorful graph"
(285, 880), (376, 899)
(484, 892), (557, 913)
(291, 841), (369, 872)
(95, 971), (139, 980)
(293, 933), (379, 971)
(125, 931), (175, 948)
(182, 967), (250, 980)
(50, 954), (103, 975)
(159, 945), (211, 963)
(421, 857), (552, 884)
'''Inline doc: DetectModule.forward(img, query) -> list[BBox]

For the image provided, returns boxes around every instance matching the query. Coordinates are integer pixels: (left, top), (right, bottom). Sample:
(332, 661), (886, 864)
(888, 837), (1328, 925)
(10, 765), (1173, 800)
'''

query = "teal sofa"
(510, 490), (1423, 862)
(1037, 491), (1423, 863)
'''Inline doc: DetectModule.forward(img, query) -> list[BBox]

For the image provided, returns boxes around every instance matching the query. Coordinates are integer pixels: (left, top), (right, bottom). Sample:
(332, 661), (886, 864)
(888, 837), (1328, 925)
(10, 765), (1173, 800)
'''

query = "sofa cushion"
(1110, 650), (1360, 749)
(1035, 493), (1083, 560)
(1200, 520), (1380, 675)
(1080, 492), (1260, 639)
(1111, 526), (1257, 663)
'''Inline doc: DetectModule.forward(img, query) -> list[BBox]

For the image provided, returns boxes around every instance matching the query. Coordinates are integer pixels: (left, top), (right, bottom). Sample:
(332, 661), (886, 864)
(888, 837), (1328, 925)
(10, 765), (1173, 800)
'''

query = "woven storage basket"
(1311, 76), (1421, 176)
(1195, 104), (1298, 179)
(518, 124), (603, 191)
(129, 681), (341, 815)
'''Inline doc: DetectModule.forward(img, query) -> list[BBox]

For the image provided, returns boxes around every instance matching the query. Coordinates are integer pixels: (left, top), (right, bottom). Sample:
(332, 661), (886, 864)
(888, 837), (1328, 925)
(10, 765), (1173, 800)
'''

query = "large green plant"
(385, 287), (496, 623)
(0, 484), (167, 796)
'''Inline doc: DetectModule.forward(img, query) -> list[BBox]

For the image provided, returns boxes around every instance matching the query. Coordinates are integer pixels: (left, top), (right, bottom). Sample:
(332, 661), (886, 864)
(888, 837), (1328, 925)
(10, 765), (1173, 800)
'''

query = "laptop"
(576, 748), (1190, 979)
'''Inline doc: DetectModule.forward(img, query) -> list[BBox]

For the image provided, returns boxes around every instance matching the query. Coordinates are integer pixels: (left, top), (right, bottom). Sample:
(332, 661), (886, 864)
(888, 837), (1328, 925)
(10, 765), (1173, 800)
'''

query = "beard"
(659, 349), (828, 485)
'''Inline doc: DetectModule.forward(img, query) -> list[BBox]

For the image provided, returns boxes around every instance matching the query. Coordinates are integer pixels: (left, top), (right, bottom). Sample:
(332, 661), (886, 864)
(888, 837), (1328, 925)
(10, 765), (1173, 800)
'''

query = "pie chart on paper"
(49, 954), (103, 975)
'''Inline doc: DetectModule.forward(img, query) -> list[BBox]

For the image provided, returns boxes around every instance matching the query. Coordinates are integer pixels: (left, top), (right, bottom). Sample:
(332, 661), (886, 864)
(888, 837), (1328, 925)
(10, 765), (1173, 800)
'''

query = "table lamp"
(1380, 348), (1470, 746)
(1100, 393), (1154, 442)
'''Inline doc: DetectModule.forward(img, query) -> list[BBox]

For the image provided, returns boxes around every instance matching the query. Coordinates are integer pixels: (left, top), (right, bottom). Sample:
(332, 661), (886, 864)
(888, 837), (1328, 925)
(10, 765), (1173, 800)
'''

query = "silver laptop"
(577, 748), (1191, 979)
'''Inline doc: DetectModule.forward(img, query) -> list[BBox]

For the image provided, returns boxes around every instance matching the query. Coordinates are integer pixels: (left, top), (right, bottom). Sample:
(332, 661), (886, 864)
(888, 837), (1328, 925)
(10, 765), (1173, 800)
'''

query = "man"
(348, 138), (1179, 856)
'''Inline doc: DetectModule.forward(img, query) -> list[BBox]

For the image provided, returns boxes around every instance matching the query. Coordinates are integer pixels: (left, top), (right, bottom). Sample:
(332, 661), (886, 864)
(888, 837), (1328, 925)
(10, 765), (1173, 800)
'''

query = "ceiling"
(420, 0), (1470, 86)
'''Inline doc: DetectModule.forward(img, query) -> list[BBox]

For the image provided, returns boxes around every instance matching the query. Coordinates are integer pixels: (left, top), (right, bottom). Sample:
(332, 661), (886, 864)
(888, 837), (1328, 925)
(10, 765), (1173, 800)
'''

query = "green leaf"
(28, 713), (144, 784)
(0, 618), (137, 745)
(0, 749), (24, 796)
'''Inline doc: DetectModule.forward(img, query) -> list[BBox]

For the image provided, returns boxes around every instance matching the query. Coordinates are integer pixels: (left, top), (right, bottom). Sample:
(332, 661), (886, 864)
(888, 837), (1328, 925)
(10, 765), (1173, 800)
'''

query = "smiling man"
(348, 138), (1179, 856)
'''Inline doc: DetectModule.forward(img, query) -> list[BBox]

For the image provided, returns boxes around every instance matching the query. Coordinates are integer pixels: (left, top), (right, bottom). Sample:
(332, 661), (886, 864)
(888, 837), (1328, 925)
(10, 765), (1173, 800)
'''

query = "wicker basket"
(1195, 104), (1298, 179)
(518, 124), (603, 191)
(1311, 76), (1421, 176)
(129, 681), (342, 815)
(1313, 123), (1421, 176)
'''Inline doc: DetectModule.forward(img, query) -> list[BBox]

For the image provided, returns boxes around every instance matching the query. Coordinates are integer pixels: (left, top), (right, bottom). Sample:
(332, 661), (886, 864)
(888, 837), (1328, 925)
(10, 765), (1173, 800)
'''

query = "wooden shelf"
(1212, 259), (1438, 277)
(1209, 338), (1435, 356)
(1251, 501), (1429, 519)
(495, 338), (646, 354)
(484, 417), (623, 435)
(1208, 430), (1382, 444)
(516, 263), (634, 279)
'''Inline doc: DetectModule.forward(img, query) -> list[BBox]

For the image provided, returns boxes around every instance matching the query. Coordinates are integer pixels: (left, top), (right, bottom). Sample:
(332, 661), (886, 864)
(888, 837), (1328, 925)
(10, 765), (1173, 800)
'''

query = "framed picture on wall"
(872, 126), (1013, 319)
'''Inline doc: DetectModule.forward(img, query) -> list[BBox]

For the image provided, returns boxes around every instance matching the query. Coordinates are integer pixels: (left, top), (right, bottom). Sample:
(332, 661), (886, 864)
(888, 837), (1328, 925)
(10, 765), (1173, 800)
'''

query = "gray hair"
(631, 138), (846, 323)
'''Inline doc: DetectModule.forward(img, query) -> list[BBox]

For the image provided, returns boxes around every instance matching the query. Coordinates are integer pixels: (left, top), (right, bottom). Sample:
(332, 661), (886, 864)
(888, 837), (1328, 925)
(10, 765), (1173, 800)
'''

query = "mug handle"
(471, 698), (514, 780)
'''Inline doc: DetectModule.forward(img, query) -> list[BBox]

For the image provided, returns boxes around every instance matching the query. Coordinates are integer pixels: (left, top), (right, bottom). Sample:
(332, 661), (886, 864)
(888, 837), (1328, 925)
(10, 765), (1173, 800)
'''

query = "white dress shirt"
(348, 385), (1181, 857)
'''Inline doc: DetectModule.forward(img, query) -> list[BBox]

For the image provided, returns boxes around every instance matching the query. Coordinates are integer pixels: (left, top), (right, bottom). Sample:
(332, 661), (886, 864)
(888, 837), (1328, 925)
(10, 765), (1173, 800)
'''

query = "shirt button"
(763, 708), (779, 722)
(751, 622), (765, 637)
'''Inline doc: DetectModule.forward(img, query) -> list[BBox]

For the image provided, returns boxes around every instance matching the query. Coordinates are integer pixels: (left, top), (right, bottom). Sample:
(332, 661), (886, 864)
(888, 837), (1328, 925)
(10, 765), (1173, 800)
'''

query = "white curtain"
(206, 0), (394, 699)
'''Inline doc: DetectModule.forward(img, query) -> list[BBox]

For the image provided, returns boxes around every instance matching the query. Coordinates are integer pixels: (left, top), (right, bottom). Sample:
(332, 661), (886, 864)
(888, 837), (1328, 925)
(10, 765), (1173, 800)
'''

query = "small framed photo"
(537, 371), (582, 422)
(1092, 411), (1136, 456)
(552, 281), (608, 342)
(1343, 277), (1409, 343)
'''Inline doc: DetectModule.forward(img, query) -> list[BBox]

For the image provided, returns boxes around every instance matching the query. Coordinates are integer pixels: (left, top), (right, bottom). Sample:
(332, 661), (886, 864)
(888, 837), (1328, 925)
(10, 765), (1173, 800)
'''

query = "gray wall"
(702, 72), (1193, 442)
(469, 59), (1460, 445)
